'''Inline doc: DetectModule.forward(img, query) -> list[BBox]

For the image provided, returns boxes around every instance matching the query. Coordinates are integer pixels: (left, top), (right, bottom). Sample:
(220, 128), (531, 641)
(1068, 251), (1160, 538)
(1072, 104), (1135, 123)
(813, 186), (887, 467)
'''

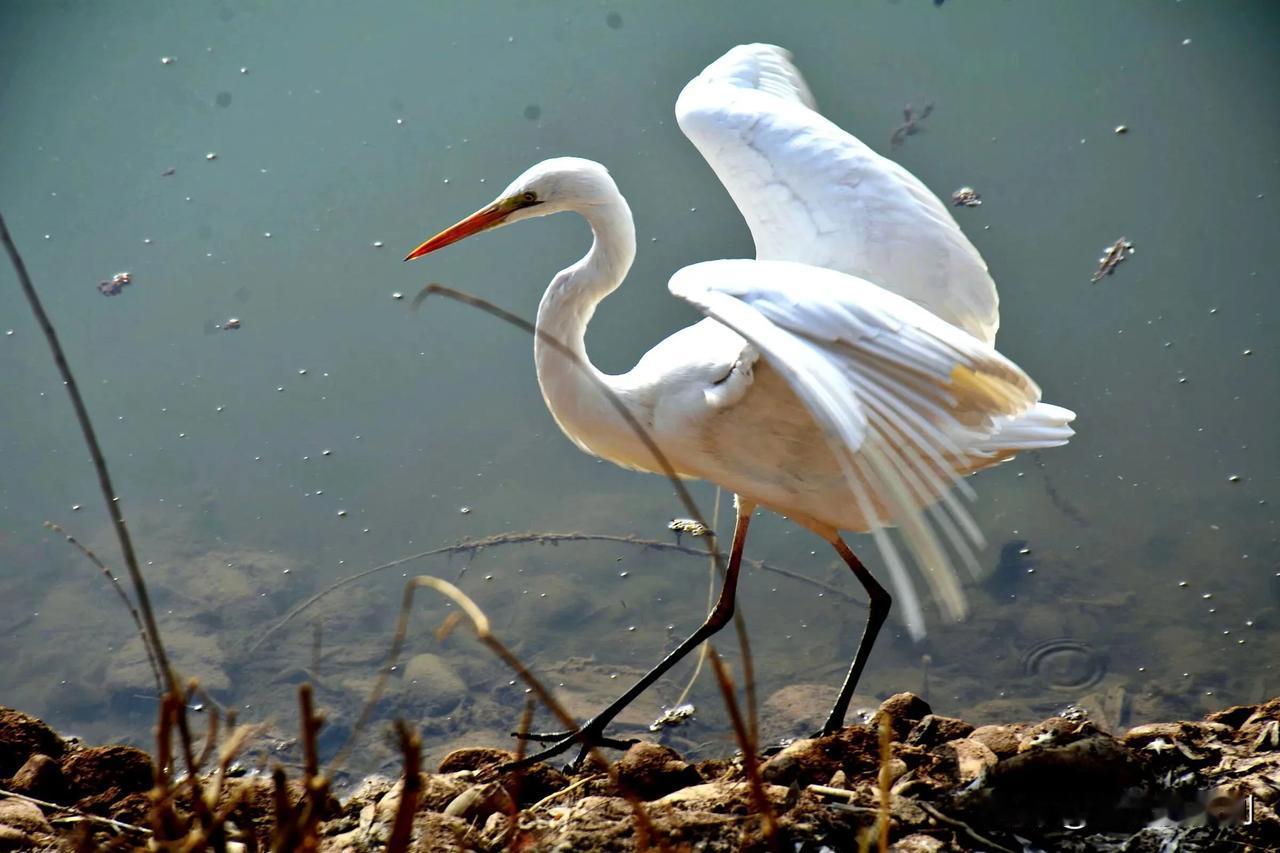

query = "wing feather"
(677, 44), (1000, 344)
(670, 259), (1039, 637)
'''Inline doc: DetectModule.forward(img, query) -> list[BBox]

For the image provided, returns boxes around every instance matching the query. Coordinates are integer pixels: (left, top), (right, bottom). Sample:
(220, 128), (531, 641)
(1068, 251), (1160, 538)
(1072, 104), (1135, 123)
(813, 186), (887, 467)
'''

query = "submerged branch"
(249, 530), (853, 655)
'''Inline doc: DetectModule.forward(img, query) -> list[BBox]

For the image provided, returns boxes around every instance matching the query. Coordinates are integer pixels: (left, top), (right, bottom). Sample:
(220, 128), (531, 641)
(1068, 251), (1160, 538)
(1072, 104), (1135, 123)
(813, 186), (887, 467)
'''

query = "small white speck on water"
(263, 232), (272, 238)
(161, 56), (176, 65)
(322, 449), (332, 456)
(1182, 38), (1192, 46)
(484, 574), (493, 581)
(372, 240), (384, 248)
(459, 506), (471, 514)
(392, 291), (404, 300)
(206, 152), (218, 161)
(1242, 349), (1253, 356)
(298, 369), (308, 376)
(395, 118), (404, 126)
(71, 504), (82, 511)
(1227, 474), (1242, 483)
(1114, 125), (1128, 135)
(1209, 307), (1218, 314)
(240, 67), (249, 74)
(627, 626), (636, 632)
(362, 528), (370, 534)
(1178, 580), (1188, 587)
(1202, 593), (1213, 600)
(276, 387), (284, 392)
(143, 237), (153, 244)
(215, 406), (224, 413)
(178, 432), (186, 438)
(619, 571), (629, 578)
(336, 510), (347, 517)
(4, 330), (12, 336)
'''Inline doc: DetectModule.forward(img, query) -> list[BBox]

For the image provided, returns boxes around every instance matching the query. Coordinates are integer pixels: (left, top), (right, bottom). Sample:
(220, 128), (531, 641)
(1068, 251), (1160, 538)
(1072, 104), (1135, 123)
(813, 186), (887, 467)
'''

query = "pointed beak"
(403, 202), (511, 261)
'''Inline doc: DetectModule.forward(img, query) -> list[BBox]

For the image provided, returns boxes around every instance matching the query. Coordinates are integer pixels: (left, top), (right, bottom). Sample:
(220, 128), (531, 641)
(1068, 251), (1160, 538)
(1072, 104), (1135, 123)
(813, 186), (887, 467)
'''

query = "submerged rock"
(403, 653), (467, 715)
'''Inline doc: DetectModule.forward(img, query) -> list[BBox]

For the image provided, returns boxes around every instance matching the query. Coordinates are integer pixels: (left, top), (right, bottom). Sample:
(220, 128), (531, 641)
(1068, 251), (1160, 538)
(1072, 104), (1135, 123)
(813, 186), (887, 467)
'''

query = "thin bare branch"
(44, 521), (162, 694)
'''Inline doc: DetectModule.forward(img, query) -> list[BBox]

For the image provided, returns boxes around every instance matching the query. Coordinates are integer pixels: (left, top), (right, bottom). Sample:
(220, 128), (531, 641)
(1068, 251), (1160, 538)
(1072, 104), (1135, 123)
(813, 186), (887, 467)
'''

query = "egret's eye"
(521, 191), (538, 204)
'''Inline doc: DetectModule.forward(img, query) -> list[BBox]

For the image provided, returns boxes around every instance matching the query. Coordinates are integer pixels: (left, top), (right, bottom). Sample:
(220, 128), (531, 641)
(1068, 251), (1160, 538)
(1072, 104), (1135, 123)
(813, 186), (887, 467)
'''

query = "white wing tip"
(682, 43), (817, 111)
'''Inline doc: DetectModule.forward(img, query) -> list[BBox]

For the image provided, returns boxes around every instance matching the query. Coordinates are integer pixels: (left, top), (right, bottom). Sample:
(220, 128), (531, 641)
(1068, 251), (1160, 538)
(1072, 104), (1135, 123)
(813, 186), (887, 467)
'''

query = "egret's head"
(404, 157), (616, 261)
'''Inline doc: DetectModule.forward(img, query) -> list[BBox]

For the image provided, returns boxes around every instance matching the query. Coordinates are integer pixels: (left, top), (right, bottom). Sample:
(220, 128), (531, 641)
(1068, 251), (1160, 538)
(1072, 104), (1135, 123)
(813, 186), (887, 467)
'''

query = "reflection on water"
(1, 1), (1277, 781)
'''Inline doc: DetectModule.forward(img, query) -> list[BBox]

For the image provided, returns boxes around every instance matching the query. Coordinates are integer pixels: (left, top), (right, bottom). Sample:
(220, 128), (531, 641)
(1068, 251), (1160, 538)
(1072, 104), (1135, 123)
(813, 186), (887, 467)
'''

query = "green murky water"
(2, 1), (1277, 780)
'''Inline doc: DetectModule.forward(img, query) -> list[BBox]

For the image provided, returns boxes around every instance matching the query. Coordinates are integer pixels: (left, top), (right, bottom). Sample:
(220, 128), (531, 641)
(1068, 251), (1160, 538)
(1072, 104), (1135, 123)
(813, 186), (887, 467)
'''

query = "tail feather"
(977, 403), (1075, 455)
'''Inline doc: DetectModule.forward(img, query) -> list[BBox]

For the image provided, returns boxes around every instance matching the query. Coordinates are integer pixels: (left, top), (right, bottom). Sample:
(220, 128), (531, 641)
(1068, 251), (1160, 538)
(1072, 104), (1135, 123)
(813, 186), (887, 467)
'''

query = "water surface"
(2, 0), (1277, 778)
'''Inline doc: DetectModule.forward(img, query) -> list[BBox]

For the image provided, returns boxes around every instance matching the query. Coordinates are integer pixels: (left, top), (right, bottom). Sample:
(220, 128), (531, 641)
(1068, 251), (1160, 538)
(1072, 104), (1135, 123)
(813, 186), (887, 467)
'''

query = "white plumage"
(405, 44), (1074, 720)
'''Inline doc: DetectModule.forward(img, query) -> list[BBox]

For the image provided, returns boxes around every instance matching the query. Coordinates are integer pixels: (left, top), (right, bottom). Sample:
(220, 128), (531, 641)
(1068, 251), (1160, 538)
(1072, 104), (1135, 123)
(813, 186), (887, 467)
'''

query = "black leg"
(820, 533), (892, 735)
(505, 498), (756, 770)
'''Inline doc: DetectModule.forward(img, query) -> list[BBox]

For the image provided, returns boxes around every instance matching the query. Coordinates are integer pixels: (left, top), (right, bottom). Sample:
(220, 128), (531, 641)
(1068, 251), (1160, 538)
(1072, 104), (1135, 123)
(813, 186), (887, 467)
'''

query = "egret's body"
(405, 45), (1074, 765)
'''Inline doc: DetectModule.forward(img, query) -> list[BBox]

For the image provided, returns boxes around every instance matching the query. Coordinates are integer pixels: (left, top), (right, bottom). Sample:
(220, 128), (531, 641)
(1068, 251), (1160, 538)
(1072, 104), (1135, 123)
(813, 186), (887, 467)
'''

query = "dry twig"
(386, 721), (422, 853)
(707, 648), (777, 849)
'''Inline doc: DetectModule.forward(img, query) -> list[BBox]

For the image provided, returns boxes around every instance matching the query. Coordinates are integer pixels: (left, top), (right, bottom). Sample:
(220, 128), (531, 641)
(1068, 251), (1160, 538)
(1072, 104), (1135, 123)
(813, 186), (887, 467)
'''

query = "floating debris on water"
(372, 240), (384, 248)
(1091, 236), (1135, 283)
(220, 317), (242, 331)
(459, 506), (471, 515)
(97, 271), (132, 297)
(392, 291), (404, 300)
(161, 167), (176, 177)
(668, 518), (711, 545)
(951, 186), (982, 207)
(1114, 124), (1129, 135)
(205, 152), (218, 161)
(1228, 474), (1242, 483)
(160, 56), (176, 65)
(649, 703), (696, 731)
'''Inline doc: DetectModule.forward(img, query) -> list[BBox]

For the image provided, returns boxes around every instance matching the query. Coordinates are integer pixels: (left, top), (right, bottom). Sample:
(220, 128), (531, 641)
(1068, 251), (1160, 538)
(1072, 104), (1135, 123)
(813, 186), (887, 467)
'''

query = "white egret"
(404, 45), (1074, 764)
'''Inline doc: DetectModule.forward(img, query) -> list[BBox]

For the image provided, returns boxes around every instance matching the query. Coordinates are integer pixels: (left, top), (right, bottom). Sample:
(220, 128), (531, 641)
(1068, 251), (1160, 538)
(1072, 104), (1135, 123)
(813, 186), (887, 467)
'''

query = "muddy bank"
(2, 693), (1277, 851)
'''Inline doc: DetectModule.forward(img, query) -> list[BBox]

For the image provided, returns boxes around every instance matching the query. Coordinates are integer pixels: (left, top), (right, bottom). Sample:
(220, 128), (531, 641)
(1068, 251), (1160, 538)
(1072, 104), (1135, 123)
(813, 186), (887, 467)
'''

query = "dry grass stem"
(3, 212), (177, 692)
(413, 284), (758, 720)
(707, 648), (777, 849)
(877, 712), (891, 853)
(386, 720), (422, 853)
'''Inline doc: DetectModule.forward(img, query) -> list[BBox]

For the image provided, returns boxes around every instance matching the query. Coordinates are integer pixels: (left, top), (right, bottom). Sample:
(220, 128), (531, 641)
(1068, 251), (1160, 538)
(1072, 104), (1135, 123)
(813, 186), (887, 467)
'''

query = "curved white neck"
(533, 191), (641, 462)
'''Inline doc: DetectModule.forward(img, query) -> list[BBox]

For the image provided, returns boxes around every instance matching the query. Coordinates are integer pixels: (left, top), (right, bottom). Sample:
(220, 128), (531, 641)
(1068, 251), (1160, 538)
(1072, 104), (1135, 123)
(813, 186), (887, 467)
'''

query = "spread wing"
(670, 259), (1039, 637)
(676, 44), (1000, 345)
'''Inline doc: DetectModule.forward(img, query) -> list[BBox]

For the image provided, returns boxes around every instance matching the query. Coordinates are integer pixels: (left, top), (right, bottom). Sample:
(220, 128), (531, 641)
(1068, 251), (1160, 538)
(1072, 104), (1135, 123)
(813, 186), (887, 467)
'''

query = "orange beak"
(403, 202), (512, 261)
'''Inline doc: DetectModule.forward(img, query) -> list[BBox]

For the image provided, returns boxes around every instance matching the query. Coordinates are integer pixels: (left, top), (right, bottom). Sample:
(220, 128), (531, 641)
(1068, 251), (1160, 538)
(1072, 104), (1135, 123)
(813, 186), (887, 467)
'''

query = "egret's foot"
(502, 719), (639, 771)
(511, 726), (635, 751)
